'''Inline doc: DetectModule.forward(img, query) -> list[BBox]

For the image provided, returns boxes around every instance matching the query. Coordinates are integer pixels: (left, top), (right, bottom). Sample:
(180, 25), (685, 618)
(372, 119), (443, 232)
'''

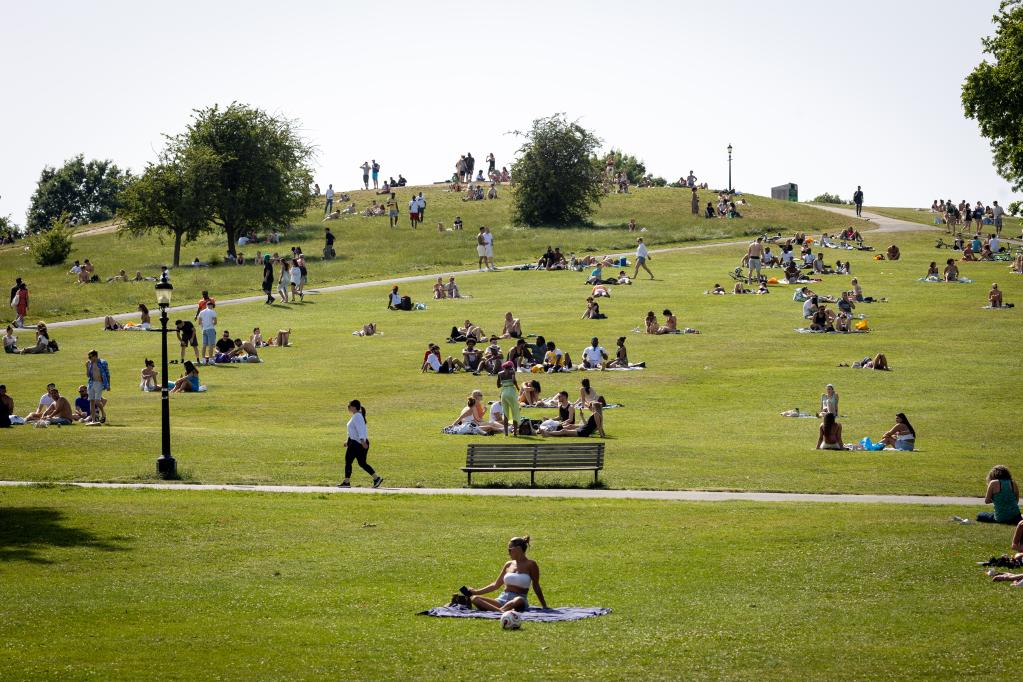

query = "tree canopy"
(511, 114), (603, 227)
(174, 103), (315, 256)
(26, 155), (131, 233)
(601, 148), (648, 184)
(963, 0), (1023, 191)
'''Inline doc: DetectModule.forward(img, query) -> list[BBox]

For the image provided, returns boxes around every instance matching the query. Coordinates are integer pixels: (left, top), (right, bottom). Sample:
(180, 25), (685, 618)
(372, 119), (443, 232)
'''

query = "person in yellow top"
(541, 341), (573, 373)
(386, 192), (400, 228)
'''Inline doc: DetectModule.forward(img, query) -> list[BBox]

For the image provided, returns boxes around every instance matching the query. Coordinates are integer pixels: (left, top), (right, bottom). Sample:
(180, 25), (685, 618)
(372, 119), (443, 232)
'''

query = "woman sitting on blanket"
(519, 379), (542, 406)
(809, 305), (834, 332)
(926, 262), (940, 279)
(962, 244), (978, 261)
(816, 413), (846, 450)
(980, 243), (996, 261)
(657, 309), (678, 334)
(834, 312), (852, 333)
(140, 359), (158, 391)
(644, 311), (659, 334)
(879, 412), (915, 451)
(606, 336), (644, 369)
(445, 277), (461, 298)
(542, 402), (606, 438)
(468, 536), (548, 613)
(19, 323), (52, 354)
(944, 259), (960, 282)
(542, 341), (572, 372)
(578, 378), (603, 409)
(170, 361), (200, 393)
(433, 278), (446, 299)
(835, 260), (850, 275)
(582, 297), (606, 320)
(450, 394), (504, 434)
(500, 312), (522, 339)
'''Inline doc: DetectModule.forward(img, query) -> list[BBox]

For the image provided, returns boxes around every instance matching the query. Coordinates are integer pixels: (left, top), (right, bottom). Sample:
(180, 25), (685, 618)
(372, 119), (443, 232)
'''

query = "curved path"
(811, 205), (939, 233)
(0, 480), (982, 507)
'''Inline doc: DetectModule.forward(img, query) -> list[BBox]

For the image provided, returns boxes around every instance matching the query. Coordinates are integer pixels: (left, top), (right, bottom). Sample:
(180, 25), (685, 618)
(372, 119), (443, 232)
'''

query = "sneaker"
(372, 476), (384, 489)
(337, 481), (351, 488)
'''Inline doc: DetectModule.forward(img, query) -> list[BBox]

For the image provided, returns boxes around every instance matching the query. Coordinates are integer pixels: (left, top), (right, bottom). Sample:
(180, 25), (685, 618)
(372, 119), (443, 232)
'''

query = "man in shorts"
(371, 159), (380, 189)
(176, 319), (200, 363)
(483, 226), (495, 270)
(387, 192), (400, 228)
(992, 200), (1004, 235)
(197, 301), (218, 365)
(746, 237), (764, 283)
(408, 195), (420, 229)
(360, 161), (370, 190)
(85, 349), (110, 424)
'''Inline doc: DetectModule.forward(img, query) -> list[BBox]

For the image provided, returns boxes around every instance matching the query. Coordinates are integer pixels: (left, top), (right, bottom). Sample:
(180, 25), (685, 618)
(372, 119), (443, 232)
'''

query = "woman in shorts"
(175, 320), (200, 363)
(170, 361), (200, 393)
(879, 413), (916, 450)
(468, 536), (548, 613)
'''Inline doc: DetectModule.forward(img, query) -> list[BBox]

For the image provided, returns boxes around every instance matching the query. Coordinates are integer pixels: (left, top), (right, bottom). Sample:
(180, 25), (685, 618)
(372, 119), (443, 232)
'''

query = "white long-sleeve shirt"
(636, 243), (649, 259)
(347, 412), (368, 442)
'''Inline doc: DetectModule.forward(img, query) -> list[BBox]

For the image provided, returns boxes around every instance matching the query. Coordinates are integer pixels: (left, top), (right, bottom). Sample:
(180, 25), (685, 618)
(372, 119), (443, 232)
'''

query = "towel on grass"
(579, 365), (645, 371)
(795, 328), (868, 334)
(418, 605), (611, 622)
(981, 305), (1015, 310)
(917, 277), (974, 283)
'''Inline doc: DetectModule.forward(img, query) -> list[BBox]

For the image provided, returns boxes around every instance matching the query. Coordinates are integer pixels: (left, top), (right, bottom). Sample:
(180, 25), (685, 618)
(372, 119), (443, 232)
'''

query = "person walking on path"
(853, 185), (864, 217)
(339, 399), (383, 488)
(691, 188), (700, 215)
(197, 301), (218, 365)
(484, 226), (495, 270)
(360, 162), (370, 190)
(262, 255), (275, 304)
(371, 160), (380, 189)
(633, 238), (654, 280)
(290, 259), (304, 302)
(85, 349), (110, 425)
(12, 280), (28, 328)
(277, 259), (291, 303)
(324, 184), (334, 215)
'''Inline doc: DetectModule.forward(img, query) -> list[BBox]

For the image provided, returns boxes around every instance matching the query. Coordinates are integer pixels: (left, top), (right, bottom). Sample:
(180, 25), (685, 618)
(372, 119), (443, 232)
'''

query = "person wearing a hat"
(497, 360), (522, 436)
(819, 384), (839, 417)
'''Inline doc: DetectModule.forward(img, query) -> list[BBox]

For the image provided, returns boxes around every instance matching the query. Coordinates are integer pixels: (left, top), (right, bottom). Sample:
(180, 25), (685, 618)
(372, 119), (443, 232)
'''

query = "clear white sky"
(0, 0), (1016, 225)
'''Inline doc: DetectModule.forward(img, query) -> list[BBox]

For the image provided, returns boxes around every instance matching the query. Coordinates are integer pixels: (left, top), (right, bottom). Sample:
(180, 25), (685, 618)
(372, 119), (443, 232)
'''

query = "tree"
(963, 1), (1023, 191)
(600, 148), (648, 184)
(27, 213), (74, 266)
(26, 154), (131, 233)
(0, 215), (20, 241)
(511, 114), (603, 227)
(811, 192), (850, 205)
(118, 146), (218, 267)
(175, 103), (314, 256)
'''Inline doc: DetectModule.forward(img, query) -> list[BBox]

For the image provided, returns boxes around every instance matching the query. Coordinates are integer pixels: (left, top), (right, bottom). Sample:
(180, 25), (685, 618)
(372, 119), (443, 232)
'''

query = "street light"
(155, 278), (177, 480)
(727, 144), (733, 193)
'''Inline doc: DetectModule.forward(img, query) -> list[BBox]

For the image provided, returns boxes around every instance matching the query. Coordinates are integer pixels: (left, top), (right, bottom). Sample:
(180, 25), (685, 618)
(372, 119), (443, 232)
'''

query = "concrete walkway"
(0, 480), (983, 506)
(810, 205), (939, 234)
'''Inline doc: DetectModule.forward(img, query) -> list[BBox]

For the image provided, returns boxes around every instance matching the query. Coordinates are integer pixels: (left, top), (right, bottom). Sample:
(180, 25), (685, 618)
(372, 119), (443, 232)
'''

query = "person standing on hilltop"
(853, 186), (864, 217)
(487, 152), (496, 177)
(360, 161), (370, 190)
(691, 188), (700, 215)
(324, 183), (334, 216)
(465, 152), (475, 183)
(371, 159), (380, 189)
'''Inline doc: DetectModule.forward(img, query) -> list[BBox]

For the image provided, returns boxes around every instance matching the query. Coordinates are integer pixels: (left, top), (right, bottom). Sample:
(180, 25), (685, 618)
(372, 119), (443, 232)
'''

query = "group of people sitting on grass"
(432, 277), (461, 299)
(446, 381), (608, 438)
(814, 387), (915, 450)
(4, 323), (58, 354)
(971, 466), (1023, 587)
(104, 304), (152, 331)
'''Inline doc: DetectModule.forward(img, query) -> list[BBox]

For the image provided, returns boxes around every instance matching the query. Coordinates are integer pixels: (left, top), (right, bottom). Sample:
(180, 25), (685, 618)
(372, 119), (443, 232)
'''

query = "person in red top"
(193, 291), (215, 320)
(13, 282), (29, 328)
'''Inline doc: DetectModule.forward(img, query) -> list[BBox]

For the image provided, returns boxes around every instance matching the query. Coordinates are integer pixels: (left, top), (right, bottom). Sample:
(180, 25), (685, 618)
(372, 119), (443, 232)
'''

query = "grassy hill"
(1, 186), (851, 323)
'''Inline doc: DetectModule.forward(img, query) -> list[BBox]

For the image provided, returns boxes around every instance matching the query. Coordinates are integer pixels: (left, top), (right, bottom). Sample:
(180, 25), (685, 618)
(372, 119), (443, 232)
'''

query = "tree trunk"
(172, 230), (183, 267)
(224, 224), (237, 258)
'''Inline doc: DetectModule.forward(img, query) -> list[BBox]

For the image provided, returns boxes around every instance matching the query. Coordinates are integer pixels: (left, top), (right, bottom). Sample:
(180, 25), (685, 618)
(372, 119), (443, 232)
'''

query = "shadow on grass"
(469, 479), (609, 490)
(0, 507), (129, 564)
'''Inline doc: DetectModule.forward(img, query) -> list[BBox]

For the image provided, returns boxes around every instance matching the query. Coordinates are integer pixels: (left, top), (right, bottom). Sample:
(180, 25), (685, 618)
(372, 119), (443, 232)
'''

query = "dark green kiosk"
(771, 183), (798, 202)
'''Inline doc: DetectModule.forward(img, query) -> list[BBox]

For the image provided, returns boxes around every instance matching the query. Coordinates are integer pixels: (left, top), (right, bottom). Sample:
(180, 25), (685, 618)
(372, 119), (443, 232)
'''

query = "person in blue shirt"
(72, 385), (92, 422)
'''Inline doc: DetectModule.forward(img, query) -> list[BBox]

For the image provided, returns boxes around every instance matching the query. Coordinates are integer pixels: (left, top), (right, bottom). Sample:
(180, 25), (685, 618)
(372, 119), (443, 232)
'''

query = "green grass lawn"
(2, 228), (1019, 496)
(866, 205), (1023, 235)
(1, 187), (851, 323)
(0, 486), (1012, 680)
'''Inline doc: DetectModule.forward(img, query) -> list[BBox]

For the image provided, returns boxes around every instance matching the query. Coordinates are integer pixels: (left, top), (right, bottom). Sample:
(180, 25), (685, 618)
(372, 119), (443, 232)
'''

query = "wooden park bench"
(461, 442), (605, 486)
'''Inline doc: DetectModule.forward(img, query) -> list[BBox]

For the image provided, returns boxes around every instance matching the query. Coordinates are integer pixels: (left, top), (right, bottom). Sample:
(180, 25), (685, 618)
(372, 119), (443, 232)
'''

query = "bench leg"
(594, 470), (598, 485)
(530, 471), (535, 487)
(467, 472), (472, 486)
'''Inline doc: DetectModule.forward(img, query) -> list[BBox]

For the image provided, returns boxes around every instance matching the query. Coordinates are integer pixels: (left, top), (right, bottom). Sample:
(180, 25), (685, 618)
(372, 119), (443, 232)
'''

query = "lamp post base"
(156, 455), (178, 480)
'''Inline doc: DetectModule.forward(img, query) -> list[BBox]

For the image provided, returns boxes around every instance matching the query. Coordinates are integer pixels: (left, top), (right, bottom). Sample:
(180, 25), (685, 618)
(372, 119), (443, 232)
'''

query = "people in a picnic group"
(85, 349), (110, 424)
(542, 401), (606, 438)
(18, 322), (52, 354)
(422, 343), (465, 373)
(197, 300), (218, 365)
(633, 237), (653, 280)
(497, 360), (523, 436)
(170, 360), (200, 393)
(339, 399), (383, 488)
(26, 385), (73, 425)
(581, 337), (608, 370)
(468, 535), (548, 613)
(853, 185), (864, 217)
(500, 312), (522, 339)
(816, 412), (846, 450)
(879, 412), (915, 451)
(977, 466), (1022, 525)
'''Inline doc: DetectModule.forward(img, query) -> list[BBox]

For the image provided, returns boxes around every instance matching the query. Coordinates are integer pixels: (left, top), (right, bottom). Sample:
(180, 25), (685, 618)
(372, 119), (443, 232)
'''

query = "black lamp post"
(727, 144), (733, 193)
(155, 279), (177, 480)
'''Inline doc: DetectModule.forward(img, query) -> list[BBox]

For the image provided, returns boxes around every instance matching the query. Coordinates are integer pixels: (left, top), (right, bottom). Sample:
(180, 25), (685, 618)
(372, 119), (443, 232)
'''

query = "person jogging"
(339, 399), (383, 488)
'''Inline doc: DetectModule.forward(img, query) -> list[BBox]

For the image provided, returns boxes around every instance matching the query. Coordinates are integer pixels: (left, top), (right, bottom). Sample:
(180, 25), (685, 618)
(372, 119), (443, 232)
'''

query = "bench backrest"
(466, 442), (604, 467)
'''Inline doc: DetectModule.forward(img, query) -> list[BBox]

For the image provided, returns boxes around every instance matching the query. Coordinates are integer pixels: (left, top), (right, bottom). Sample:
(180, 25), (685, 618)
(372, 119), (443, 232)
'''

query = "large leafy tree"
(118, 146), (219, 267)
(600, 148), (648, 184)
(963, 0), (1023, 191)
(175, 103), (314, 256)
(511, 114), (603, 226)
(26, 154), (131, 232)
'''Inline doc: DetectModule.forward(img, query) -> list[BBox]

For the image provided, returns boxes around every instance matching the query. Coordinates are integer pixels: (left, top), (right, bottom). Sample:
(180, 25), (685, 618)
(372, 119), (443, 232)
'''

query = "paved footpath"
(0, 480), (983, 506)
(46, 205), (935, 330)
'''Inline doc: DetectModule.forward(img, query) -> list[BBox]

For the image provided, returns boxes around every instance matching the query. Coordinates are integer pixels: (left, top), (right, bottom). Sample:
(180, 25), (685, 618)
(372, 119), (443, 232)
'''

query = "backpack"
(516, 419), (534, 436)
(47, 339), (59, 352)
(399, 296), (413, 311)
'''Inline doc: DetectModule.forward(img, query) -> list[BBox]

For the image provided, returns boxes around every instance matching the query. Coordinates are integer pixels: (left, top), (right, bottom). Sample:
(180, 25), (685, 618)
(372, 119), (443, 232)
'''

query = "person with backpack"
(371, 160), (380, 189)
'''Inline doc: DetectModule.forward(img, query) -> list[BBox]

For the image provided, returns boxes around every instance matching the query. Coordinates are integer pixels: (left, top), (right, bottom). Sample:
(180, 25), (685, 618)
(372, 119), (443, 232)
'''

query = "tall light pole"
(155, 279), (177, 480)
(727, 144), (733, 193)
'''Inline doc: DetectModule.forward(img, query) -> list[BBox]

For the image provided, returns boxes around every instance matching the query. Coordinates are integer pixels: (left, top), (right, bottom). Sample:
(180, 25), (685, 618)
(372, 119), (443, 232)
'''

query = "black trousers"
(345, 438), (375, 478)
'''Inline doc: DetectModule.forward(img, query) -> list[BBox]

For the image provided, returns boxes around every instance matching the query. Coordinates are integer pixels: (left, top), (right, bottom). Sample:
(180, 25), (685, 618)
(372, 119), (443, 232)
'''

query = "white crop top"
(504, 572), (531, 589)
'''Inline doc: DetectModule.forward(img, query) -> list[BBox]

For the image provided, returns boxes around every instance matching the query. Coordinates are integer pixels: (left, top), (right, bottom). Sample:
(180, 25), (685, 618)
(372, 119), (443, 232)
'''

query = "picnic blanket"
(982, 305), (1015, 310)
(917, 277), (973, 283)
(795, 328), (868, 334)
(418, 605), (611, 622)
(579, 365), (645, 371)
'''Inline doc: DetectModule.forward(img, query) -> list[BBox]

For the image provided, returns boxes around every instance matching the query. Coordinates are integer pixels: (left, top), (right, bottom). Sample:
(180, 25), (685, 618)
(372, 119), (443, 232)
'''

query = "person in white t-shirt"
(632, 238), (653, 279)
(197, 302), (218, 365)
(989, 234), (1001, 253)
(24, 383), (56, 421)
(416, 193), (426, 222)
(290, 261), (303, 301)
(581, 337), (608, 370)
(324, 184), (334, 215)
(408, 197), (420, 229)
(483, 227), (495, 270)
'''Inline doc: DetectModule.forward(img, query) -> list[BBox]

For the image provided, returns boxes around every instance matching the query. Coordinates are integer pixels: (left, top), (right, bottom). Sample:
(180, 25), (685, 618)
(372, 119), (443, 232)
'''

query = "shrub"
(28, 214), (74, 266)
(812, 193), (850, 205)
(1008, 200), (1021, 216)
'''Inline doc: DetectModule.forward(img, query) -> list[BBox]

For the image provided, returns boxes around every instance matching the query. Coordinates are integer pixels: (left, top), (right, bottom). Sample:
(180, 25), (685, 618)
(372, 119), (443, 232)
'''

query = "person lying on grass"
(541, 402), (606, 438)
(468, 536), (548, 613)
(708, 283), (726, 295)
(170, 361), (200, 393)
(879, 412), (915, 450)
(449, 319), (484, 343)
(816, 412), (846, 450)
(977, 465), (1022, 525)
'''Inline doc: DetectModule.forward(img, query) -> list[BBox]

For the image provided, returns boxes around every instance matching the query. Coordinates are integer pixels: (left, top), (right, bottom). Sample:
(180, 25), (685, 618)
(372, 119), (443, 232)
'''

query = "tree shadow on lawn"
(469, 479), (609, 490)
(0, 507), (130, 564)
